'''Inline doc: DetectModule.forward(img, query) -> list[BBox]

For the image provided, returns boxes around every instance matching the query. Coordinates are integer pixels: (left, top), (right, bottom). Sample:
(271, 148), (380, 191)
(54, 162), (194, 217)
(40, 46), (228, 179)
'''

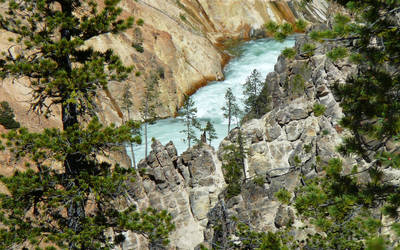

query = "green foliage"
(179, 13), (187, 22)
(327, 46), (348, 62)
(0, 101), (20, 129)
(0, 0), (175, 248)
(132, 42), (144, 53)
(286, 74), (305, 97)
(202, 121), (217, 145)
(221, 87), (241, 134)
(312, 103), (326, 117)
(0, 0), (134, 117)
(275, 188), (291, 204)
(253, 175), (265, 187)
(301, 43), (316, 57)
(136, 18), (144, 26)
(179, 95), (200, 149)
(281, 47), (296, 59)
(264, 21), (280, 34)
(243, 69), (264, 117)
(293, 157), (398, 248)
(120, 83), (138, 168)
(233, 223), (289, 249)
(303, 143), (312, 153)
(265, 19), (307, 41)
(295, 19), (308, 32)
(222, 132), (246, 199)
(141, 71), (161, 158)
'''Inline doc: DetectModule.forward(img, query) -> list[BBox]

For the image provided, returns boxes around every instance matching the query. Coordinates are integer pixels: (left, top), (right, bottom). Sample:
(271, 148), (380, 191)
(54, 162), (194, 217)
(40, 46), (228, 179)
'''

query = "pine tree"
(0, 0), (174, 248)
(120, 82), (138, 168)
(0, 101), (20, 129)
(203, 120), (217, 145)
(141, 71), (160, 160)
(179, 95), (200, 149)
(221, 87), (241, 134)
(243, 69), (264, 117)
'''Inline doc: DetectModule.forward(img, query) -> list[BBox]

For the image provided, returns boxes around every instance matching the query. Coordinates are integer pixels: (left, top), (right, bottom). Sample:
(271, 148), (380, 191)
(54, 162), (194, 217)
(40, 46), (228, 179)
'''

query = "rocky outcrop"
(117, 140), (225, 249)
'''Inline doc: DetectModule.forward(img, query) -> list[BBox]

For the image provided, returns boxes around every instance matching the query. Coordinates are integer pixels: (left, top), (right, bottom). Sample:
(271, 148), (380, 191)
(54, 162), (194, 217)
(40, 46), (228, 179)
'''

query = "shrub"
(132, 42), (144, 53)
(301, 43), (316, 57)
(282, 47), (296, 59)
(136, 18), (144, 26)
(327, 47), (348, 62)
(295, 19), (308, 32)
(313, 103), (326, 117)
(275, 188), (292, 204)
(253, 175), (266, 187)
(0, 101), (20, 129)
(179, 13), (187, 22)
(287, 74), (305, 97)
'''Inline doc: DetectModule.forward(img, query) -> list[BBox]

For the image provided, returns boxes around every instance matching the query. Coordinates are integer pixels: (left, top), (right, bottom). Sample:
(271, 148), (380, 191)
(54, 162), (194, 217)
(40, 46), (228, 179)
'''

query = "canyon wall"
(0, 0), (331, 130)
(119, 25), (400, 248)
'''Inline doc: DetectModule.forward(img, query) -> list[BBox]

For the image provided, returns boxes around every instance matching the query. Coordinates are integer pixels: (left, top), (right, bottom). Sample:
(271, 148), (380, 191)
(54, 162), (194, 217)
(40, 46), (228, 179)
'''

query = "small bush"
(275, 188), (292, 204)
(135, 71), (141, 77)
(265, 21), (279, 33)
(282, 48), (296, 59)
(0, 101), (20, 129)
(136, 18), (144, 26)
(303, 143), (312, 153)
(132, 43), (144, 53)
(327, 47), (348, 62)
(322, 129), (330, 135)
(281, 22), (293, 35)
(179, 13), (186, 22)
(301, 43), (316, 57)
(295, 19), (308, 32)
(287, 74), (305, 97)
(313, 103), (326, 117)
(253, 175), (265, 187)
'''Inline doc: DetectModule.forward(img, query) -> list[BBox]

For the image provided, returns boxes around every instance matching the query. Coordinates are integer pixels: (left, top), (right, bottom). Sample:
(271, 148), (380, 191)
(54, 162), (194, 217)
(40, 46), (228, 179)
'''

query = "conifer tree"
(0, 101), (20, 129)
(179, 95), (200, 149)
(141, 71), (160, 160)
(202, 120), (217, 145)
(0, 0), (174, 248)
(221, 87), (241, 134)
(120, 82), (138, 168)
(243, 69), (264, 117)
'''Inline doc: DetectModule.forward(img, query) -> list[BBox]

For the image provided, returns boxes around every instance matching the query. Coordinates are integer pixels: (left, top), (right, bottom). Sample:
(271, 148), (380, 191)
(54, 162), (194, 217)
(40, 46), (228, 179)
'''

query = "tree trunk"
(238, 130), (246, 183)
(144, 99), (148, 160)
(227, 103), (231, 135)
(60, 4), (86, 247)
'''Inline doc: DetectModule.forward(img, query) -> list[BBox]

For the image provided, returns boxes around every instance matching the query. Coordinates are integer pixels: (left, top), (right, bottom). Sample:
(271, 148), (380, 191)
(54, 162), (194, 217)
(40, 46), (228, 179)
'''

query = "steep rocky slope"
(117, 22), (400, 248)
(0, 0), (331, 129)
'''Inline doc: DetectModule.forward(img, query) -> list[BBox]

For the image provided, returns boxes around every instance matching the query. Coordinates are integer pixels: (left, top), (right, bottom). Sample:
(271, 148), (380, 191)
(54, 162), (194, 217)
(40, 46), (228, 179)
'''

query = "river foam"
(130, 38), (295, 162)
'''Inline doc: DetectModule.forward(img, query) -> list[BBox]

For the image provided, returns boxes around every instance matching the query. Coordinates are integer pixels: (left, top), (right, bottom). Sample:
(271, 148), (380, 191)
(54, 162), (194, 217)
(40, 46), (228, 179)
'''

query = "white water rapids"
(129, 38), (295, 162)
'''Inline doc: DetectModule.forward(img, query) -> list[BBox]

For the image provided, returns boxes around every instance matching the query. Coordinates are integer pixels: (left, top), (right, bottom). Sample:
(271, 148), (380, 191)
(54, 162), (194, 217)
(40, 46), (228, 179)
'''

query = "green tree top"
(179, 95), (200, 149)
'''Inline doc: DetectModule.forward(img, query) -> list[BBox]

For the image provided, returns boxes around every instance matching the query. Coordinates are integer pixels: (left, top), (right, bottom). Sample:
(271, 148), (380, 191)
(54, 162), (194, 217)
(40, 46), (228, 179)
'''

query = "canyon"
(0, 0), (331, 128)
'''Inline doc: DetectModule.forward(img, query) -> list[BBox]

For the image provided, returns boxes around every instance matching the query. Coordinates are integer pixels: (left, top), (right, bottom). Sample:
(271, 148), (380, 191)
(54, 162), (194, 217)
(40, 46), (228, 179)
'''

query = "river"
(130, 38), (295, 162)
